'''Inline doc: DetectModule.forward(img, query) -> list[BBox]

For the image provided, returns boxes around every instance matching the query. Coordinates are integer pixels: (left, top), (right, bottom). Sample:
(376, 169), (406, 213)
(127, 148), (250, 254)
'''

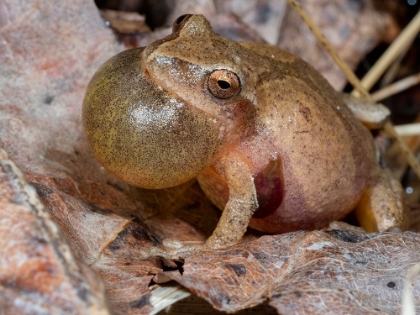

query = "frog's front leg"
(147, 151), (258, 259)
(354, 168), (408, 232)
(205, 151), (259, 249)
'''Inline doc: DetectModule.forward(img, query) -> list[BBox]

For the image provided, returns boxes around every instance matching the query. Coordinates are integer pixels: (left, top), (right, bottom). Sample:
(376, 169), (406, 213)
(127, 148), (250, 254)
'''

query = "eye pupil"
(218, 80), (230, 89)
(207, 70), (241, 99)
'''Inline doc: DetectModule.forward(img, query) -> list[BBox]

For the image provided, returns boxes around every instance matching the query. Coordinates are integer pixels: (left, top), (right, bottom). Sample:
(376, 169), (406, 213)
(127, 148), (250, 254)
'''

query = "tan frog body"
(83, 14), (407, 254)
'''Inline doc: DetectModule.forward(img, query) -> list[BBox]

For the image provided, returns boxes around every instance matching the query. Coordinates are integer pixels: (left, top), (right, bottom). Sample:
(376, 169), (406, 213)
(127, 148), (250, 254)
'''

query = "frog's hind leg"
(354, 168), (408, 232)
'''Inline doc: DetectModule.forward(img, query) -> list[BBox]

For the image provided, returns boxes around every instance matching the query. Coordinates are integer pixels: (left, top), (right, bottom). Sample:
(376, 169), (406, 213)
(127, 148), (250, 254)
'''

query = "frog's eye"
(172, 14), (193, 33)
(207, 69), (241, 99)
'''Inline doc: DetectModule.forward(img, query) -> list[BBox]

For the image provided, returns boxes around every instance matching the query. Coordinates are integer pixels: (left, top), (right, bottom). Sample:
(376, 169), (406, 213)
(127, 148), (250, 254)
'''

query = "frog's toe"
(140, 245), (167, 258)
(384, 226), (404, 233)
(162, 238), (204, 249)
(341, 93), (390, 129)
(142, 239), (208, 260)
(354, 169), (408, 232)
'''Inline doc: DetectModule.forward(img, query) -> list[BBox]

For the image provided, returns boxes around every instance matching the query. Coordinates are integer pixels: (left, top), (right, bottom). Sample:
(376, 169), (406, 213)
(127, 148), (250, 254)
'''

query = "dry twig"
(395, 123), (420, 137)
(355, 10), (420, 94)
(372, 73), (420, 102)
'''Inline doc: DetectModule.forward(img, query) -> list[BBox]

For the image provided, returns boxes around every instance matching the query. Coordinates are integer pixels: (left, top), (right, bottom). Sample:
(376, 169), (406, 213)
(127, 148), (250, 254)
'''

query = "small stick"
(285, 0), (420, 179)
(401, 263), (420, 315)
(380, 52), (406, 87)
(382, 121), (420, 179)
(394, 123), (420, 137)
(355, 10), (420, 94)
(372, 73), (420, 102)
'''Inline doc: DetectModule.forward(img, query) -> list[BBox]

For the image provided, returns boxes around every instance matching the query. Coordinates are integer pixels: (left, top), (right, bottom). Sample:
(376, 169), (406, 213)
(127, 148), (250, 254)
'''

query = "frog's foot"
(354, 169), (408, 232)
(141, 239), (209, 260)
(341, 93), (390, 129)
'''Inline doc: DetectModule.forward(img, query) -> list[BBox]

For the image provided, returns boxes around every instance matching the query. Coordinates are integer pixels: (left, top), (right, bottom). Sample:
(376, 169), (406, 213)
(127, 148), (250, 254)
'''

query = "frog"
(83, 14), (407, 257)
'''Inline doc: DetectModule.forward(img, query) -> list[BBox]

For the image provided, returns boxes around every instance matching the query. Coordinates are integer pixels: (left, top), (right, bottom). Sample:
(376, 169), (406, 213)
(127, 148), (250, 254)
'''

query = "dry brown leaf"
(0, 149), (110, 314)
(100, 9), (150, 34)
(0, 0), (418, 314)
(0, 0), (161, 313)
(166, 229), (420, 314)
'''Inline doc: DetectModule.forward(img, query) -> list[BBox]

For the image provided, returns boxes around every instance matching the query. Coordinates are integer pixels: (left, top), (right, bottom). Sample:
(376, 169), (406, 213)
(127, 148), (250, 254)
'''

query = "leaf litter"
(0, 0), (419, 314)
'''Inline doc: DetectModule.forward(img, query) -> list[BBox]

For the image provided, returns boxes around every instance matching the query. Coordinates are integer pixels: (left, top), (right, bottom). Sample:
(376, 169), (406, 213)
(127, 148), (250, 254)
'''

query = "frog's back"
(240, 42), (377, 232)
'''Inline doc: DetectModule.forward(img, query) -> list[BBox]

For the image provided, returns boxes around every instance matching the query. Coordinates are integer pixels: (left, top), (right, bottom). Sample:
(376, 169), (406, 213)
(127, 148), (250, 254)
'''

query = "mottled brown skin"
(83, 15), (407, 256)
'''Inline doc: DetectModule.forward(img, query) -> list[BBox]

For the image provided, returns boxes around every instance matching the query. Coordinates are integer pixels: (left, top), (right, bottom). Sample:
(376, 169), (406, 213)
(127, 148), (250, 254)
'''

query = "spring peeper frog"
(83, 14), (407, 256)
